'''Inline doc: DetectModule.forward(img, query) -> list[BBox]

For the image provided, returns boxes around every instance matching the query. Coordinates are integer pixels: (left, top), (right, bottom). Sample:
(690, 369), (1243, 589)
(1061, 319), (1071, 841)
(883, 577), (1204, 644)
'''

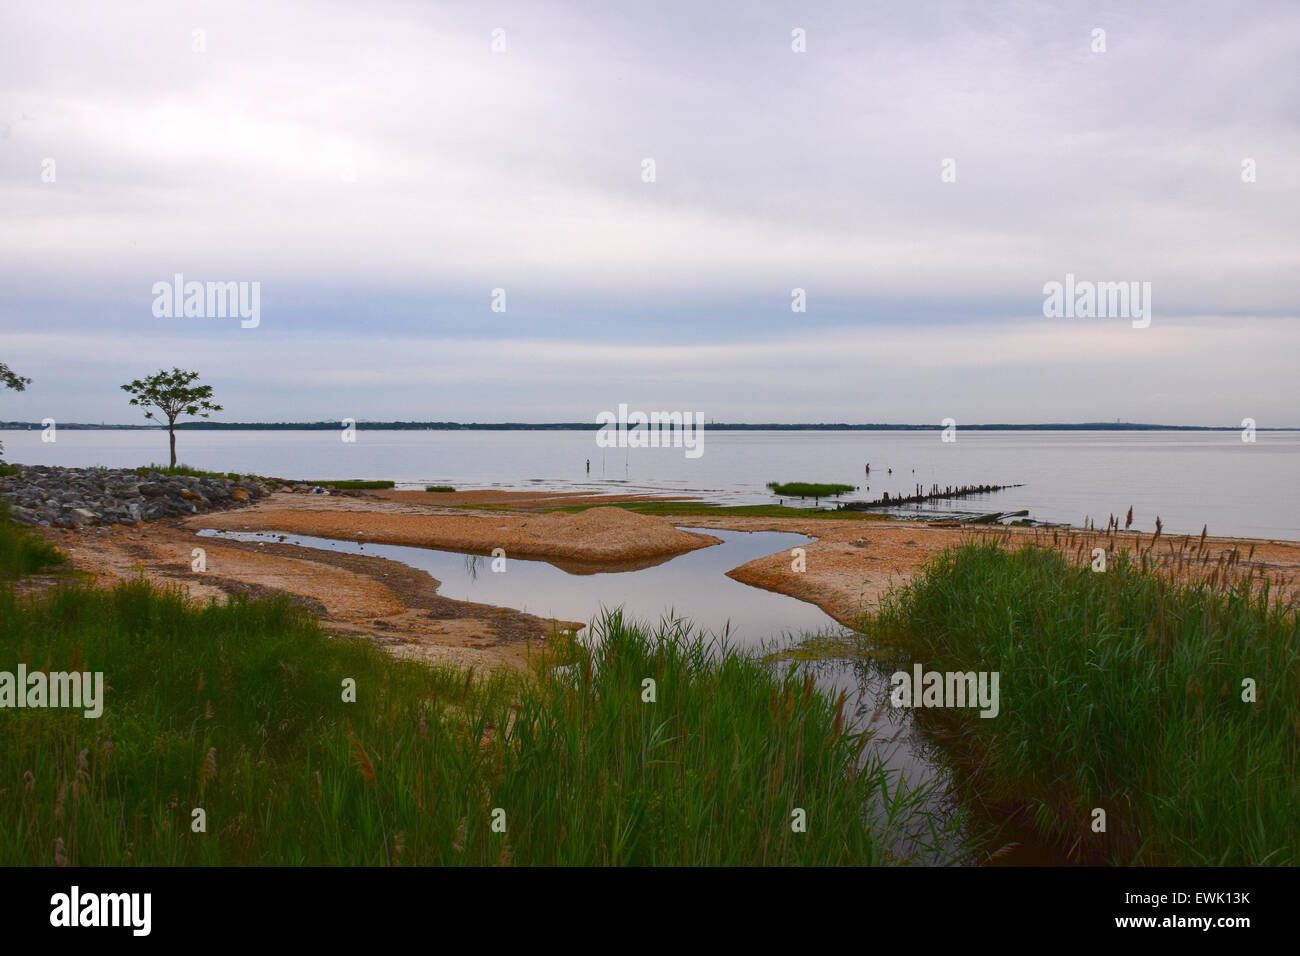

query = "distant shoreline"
(2, 421), (1295, 432)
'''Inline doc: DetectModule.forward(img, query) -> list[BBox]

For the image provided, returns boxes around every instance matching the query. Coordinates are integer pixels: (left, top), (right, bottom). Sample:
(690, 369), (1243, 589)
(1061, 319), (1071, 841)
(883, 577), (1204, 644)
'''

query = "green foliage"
(0, 360), (32, 460)
(0, 505), (66, 579)
(133, 463), (228, 479)
(424, 486), (456, 493)
(872, 541), (1300, 865)
(766, 482), (855, 498)
(121, 368), (222, 425)
(0, 361), (31, 393)
(0, 582), (946, 865)
(121, 368), (222, 468)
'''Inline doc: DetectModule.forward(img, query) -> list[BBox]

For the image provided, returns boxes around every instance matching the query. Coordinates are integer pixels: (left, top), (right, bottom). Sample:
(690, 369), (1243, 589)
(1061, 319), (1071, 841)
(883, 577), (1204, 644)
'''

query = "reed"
(870, 540), (1300, 865)
(0, 573), (939, 864)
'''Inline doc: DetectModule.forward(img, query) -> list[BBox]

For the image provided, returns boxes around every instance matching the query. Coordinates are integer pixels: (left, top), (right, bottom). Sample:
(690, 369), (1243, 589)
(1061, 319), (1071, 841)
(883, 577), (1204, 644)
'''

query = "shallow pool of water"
(197, 525), (845, 644)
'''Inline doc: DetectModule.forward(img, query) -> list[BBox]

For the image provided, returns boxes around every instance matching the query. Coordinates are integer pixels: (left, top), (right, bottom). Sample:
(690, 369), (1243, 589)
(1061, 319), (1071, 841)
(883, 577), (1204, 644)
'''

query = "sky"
(1, 0), (1297, 425)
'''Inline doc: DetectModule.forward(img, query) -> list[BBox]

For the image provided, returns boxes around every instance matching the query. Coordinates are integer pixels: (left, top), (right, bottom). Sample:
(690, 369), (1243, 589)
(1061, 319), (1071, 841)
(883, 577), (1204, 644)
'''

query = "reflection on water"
(800, 650), (1069, 866)
(463, 552), (484, 581)
(791, 655), (970, 864)
(198, 525), (842, 643)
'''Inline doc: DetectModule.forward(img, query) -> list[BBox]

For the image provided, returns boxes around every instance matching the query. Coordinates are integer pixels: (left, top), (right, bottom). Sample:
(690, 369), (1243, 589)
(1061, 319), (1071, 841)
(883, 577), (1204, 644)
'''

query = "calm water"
(7, 427), (1298, 539)
(197, 526), (843, 642)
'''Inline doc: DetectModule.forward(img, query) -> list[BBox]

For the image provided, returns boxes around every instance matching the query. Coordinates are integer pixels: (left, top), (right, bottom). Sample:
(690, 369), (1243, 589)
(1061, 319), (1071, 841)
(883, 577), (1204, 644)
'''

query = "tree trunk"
(169, 421), (177, 469)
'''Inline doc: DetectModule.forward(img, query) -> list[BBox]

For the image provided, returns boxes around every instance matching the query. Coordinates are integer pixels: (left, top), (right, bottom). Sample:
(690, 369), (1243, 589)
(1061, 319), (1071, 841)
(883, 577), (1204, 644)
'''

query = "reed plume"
(346, 728), (376, 787)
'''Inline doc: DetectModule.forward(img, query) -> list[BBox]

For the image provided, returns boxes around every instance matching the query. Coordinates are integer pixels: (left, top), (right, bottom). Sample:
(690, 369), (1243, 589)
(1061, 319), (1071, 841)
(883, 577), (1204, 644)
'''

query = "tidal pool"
(197, 525), (844, 644)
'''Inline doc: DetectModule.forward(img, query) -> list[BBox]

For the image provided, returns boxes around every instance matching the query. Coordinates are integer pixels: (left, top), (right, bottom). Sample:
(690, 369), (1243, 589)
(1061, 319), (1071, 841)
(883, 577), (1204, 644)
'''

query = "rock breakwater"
(0, 465), (270, 527)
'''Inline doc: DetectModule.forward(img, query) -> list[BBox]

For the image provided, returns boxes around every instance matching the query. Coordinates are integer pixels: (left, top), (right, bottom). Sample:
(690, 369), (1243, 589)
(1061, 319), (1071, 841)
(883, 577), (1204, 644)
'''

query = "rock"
(0, 465), (264, 527)
(7, 505), (38, 524)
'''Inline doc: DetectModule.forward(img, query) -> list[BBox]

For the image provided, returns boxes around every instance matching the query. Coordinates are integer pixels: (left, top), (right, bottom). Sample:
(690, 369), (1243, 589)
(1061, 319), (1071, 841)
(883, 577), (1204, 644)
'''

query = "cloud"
(2, 314), (1295, 424)
(0, 0), (1296, 421)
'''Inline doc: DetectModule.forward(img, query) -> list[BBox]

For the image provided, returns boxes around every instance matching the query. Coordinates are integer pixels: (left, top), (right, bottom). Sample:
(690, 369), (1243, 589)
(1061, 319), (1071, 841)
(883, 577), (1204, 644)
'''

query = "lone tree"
(0, 361), (32, 461)
(121, 368), (222, 469)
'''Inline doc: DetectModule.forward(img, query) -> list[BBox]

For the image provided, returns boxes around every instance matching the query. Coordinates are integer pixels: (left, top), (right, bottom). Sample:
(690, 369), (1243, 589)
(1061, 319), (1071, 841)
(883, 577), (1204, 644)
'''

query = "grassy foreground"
(0, 517), (923, 864)
(871, 540), (1300, 865)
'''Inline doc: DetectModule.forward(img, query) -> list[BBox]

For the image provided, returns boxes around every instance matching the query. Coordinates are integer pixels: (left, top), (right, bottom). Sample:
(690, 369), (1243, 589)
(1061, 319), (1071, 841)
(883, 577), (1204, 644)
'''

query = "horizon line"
(1, 420), (1291, 432)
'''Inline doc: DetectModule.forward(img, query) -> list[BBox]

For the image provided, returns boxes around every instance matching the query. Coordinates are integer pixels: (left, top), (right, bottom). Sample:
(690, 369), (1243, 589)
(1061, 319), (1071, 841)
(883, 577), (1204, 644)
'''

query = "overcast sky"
(1, 0), (1296, 425)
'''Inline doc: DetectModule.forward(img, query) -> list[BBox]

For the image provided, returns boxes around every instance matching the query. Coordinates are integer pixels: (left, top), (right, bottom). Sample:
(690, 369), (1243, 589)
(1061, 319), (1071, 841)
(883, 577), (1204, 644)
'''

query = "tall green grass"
(872, 541), (1300, 865)
(0, 504), (65, 579)
(0, 579), (930, 865)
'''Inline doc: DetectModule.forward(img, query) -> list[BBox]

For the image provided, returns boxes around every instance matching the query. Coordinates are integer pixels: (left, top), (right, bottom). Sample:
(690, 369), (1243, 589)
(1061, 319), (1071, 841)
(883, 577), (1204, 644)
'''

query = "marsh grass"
(0, 577), (937, 865)
(766, 481), (855, 498)
(0, 504), (66, 578)
(133, 463), (231, 479)
(871, 540), (1300, 865)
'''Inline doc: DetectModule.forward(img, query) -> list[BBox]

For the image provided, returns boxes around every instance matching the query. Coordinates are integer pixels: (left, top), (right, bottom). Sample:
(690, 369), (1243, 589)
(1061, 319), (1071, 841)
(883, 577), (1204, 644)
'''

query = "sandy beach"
(32, 489), (1300, 670)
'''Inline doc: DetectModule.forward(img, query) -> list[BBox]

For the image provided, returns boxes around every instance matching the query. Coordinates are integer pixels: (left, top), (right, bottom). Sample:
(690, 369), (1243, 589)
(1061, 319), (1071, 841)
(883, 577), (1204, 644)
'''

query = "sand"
(701, 516), (1300, 627)
(27, 489), (1300, 671)
(38, 517), (586, 671)
(194, 497), (719, 565)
